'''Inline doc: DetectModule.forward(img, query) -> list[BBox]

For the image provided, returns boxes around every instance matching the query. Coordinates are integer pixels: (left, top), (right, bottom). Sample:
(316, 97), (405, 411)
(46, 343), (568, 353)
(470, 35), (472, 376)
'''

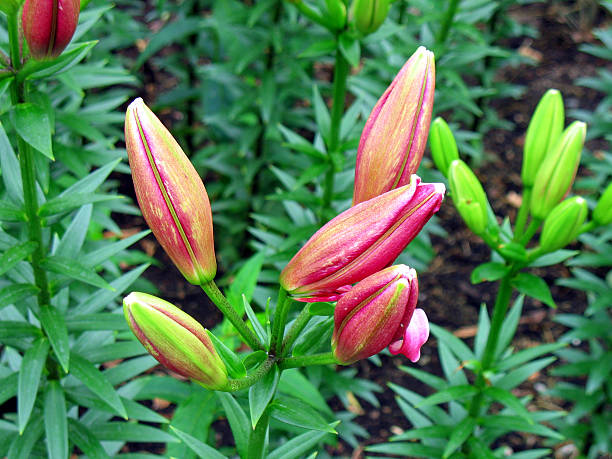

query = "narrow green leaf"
(271, 396), (336, 433)
(68, 419), (110, 459)
(365, 442), (444, 457)
(38, 192), (121, 218)
(59, 158), (121, 196)
(511, 273), (556, 308)
(243, 295), (267, 346)
(65, 313), (128, 332)
(0, 120), (23, 204)
(226, 251), (265, 315)
(497, 357), (556, 390)
(70, 352), (127, 419)
(20, 41), (97, 80)
(84, 230), (150, 267)
(135, 18), (203, 68)
(0, 200), (26, 221)
(496, 342), (566, 372)
(312, 85), (331, 145)
(339, 33), (360, 68)
(7, 414), (43, 459)
(167, 389), (217, 458)
(480, 414), (563, 440)
(0, 373), (18, 405)
(11, 103), (53, 159)
(217, 392), (249, 459)
(416, 385), (479, 407)
(249, 365), (280, 428)
(278, 369), (333, 416)
(268, 425), (336, 459)
(0, 241), (38, 277)
(529, 249), (579, 267)
(39, 306), (70, 372)
(495, 295), (524, 358)
(93, 422), (179, 443)
(206, 330), (246, 379)
(398, 366), (447, 391)
(299, 39), (336, 58)
(430, 323), (474, 362)
(474, 303), (490, 360)
(0, 284), (39, 310)
(44, 381), (68, 459)
(170, 426), (228, 459)
(55, 204), (92, 258)
(443, 416), (476, 458)
(0, 321), (42, 339)
(42, 255), (113, 290)
(18, 338), (50, 434)
(471, 262), (510, 284)
(484, 386), (532, 423)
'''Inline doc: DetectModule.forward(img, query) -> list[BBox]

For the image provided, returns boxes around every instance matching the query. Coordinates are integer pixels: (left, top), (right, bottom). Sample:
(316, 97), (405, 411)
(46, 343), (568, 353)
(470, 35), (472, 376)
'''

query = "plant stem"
(226, 357), (276, 392)
(201, 281), (265, 352)
(321, 48), (349, 217)
(8, 11), (52, 310)
(280, 303), (311, 356)
(520, 218), (542, 245)
(436, 0), (461, 45)
(514, 187), (532, 239)
(579, 220), (597, 235)
(247, 407), (270, 459)
(270, 287), (290, 354)
(279, 352), (337, 370)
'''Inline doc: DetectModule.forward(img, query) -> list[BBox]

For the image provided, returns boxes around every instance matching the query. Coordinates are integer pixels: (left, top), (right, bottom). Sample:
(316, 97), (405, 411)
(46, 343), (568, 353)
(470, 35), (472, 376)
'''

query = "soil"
(118, 2), (611, 457)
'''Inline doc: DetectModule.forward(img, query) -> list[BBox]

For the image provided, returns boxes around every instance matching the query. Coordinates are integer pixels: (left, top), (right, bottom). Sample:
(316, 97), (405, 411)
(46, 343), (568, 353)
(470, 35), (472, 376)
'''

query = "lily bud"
(333, 265), (428, 364)
(448, 160), (490, 236)
(22, 0), (80, 60)
(125, 98), (216, 285)
(353, 47), (436, 204)
(123, 292), (228, 390)
(593, 182), (612, 226)
(281, 175), (445, 301)
(531, 121), (586, 220)
(540, 197), (588, 253)
(326, 0), (347, 30)
(429, 117), (459, 178)
(522, 89), (564, 188)
(350, 0), (390, 35)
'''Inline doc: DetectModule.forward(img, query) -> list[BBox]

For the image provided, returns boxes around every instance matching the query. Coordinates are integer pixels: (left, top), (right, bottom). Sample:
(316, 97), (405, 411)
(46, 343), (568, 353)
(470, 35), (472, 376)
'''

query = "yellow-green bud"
(429, 117), (459, 178)
(531, 121), (586, 220)
(522, 89), (565, 188)
(593, 182), (612, 226)
(350, 0), (390, 35)
(540, 197), (588, 252)
(326, 0), (347, 30)
(448, 160), (490, 236)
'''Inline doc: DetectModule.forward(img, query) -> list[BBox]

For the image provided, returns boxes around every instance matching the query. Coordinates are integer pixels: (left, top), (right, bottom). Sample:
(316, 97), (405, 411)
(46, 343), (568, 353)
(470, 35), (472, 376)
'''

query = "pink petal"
(388, 308), (429, 362)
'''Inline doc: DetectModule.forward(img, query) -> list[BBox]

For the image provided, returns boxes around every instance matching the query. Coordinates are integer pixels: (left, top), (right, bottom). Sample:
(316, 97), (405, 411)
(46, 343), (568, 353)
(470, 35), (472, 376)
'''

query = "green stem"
(201, 281), (264, 352)
(520, 218), (542, 246)
(226, 357), (276, 392)
(436, 0), (461, 45)
(247, 407), (270, 459)
(579, 220), (597, 235)
(321, 48), (349, 217)
(279, 352), (337, 370)
(8, 12), (52, 310)
(270, 287), (290, 354)
(469, 273), (514, 417)
(514, 187), (532, 239)
(280, 303), (311, 356)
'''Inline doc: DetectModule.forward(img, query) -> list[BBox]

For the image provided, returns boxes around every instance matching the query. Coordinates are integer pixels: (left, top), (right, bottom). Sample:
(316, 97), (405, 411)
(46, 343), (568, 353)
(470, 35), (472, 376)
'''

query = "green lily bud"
(350, 0), (390, 35)
(531, 121), (586, 220)
(448, 160), (490, 236)
(429, 117), (459, 178)
(326, 0), (347, 30)
(123, 292), (229, 391)
(540, 197), (588, 252)
(522, 89), (564, 187)
(593, 182), (612, 226)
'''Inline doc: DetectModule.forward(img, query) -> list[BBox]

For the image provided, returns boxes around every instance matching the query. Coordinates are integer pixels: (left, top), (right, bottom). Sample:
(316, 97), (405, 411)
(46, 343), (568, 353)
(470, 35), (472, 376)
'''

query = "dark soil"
(119, 2), (611, 457)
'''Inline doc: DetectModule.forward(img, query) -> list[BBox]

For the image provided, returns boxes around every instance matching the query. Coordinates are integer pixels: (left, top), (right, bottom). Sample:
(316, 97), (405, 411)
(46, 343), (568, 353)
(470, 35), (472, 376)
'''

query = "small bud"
(448, 160), (490, 236)
(123, 292), (229, 390)
(125, 98), (216, 285)
(326, 0), (347, 30)
(593, 182), (612, 226)
(332, 265), (428, 364)
(522, 89), (564, 188)
(281, 176), (445, 301)
(350, 0), (390, 35)
(353, 47), (435, 204)
(531, 121), (586, 220)
(540, 197), (588, 252)
(22, 0), (80, 60)
(429, 117), (459, 178)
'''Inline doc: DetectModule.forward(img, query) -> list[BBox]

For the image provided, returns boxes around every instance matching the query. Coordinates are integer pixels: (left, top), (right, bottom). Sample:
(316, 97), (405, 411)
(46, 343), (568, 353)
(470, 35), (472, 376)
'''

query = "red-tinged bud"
(281, 175), (445, 301)
(332, 265), (428, 364)
(353, 47), (435, 204)
(123, 292), (228, 390)
(22, 0), (80, 60)
(125, 98), (216, 285)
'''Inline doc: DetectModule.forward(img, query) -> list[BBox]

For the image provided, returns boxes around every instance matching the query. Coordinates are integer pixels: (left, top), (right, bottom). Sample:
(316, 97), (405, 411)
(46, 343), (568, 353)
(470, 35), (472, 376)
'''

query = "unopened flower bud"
(22, 0), (80, 60)
(281, 176), (445, 301)
(522, 89), (564, 188)
(429, 117), (459, 178)
(354, 47), (435, 204)
(593, 182), (612, 226)
(326, 0), (347, 30)
(125, 98), (216, 285)
(540, 197), (588, 252)
(448, 160), (490, 236)
(350, 0), (390, 35)
(123, 292), (228, 390)
(333, 265), (428, 364)
(531, 121), (586, 220)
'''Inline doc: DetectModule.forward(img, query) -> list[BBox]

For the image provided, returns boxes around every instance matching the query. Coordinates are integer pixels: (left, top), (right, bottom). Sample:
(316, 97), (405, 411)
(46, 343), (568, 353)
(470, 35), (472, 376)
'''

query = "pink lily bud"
(22, 0), (80, 60)
(353, 47), (435, 205)
(332, 265), (428, 364)
(125, 98), (216, 285)
(280, 175), (445, 301)
(123, 292), (229, 390)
